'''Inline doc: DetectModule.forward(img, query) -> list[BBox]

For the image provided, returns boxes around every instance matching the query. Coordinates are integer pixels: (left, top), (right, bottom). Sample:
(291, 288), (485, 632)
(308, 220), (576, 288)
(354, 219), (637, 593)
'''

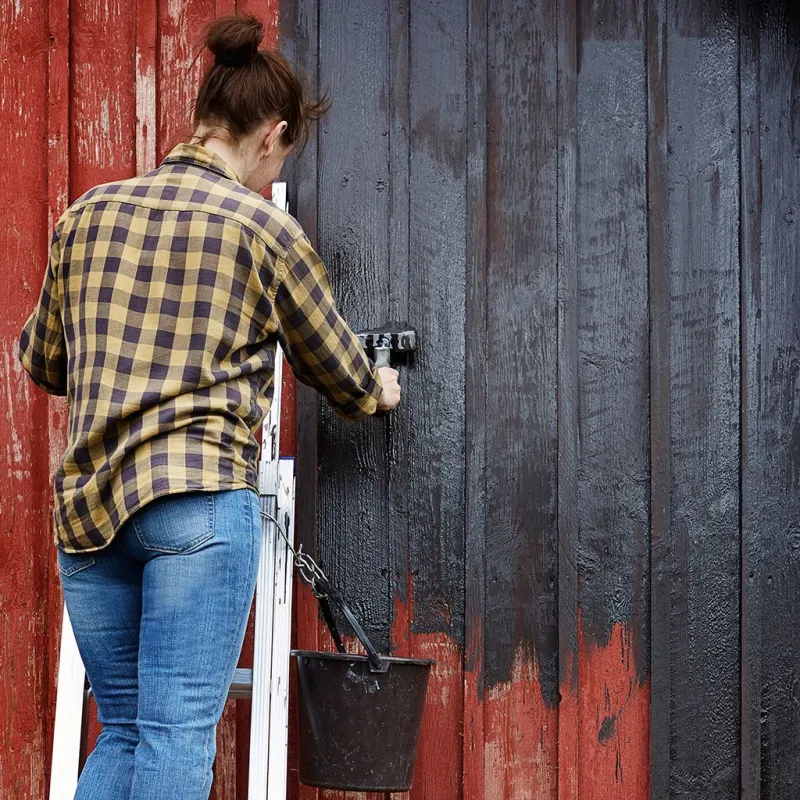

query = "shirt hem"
(54, 475), (259, 555)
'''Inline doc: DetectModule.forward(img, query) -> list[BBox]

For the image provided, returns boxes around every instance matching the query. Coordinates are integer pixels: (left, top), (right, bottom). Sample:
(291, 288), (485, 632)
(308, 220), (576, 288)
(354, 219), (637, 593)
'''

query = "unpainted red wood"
(70, 0), (137, 196)
(157, 0), (216, 160)
(577, 619), (650, 798)
(392, 590), (464, 800)
(1, 3), (55, 795)
(484, 652), (558, 800)
(45, 0), (72, 784)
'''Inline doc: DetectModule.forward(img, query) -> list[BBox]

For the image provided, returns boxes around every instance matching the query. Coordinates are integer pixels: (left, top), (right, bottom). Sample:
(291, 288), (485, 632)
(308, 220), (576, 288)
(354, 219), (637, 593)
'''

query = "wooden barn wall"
(281, 1), (800, 799)
(0, 1), (282, 798)
(1, 0), (799, 799)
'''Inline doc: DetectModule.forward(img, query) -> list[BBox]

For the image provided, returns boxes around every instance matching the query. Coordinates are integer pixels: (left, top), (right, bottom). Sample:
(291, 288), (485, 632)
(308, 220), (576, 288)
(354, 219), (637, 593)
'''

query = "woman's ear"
(263, 120), (288, 157)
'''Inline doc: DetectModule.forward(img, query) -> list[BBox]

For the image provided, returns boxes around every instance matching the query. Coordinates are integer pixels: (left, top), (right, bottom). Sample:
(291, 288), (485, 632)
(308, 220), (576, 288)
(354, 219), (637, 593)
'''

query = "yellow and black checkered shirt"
(19, 143), (382, 553)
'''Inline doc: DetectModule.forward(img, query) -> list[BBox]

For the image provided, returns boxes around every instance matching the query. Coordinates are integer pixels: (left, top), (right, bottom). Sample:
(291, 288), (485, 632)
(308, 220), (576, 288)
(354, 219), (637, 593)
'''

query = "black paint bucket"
(292, 650), (434, 791)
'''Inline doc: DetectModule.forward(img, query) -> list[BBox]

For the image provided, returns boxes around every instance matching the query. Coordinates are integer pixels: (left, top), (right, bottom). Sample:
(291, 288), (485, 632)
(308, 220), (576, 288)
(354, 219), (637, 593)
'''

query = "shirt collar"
(161, 142), (241, 184)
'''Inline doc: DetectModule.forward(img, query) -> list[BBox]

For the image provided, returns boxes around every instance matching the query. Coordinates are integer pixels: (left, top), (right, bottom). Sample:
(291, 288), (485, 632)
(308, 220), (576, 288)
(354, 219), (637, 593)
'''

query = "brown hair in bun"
(193, 13), (329, 154)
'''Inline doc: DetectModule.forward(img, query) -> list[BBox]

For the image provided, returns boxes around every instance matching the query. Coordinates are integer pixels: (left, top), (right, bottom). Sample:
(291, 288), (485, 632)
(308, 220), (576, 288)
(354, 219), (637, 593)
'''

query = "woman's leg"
(122, 487), (261, 800)
(57, 539), (142, 800)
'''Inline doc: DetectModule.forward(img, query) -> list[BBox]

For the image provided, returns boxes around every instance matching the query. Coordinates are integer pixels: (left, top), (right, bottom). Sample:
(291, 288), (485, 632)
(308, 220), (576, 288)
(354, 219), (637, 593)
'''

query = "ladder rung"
(229, 668), (254, 698)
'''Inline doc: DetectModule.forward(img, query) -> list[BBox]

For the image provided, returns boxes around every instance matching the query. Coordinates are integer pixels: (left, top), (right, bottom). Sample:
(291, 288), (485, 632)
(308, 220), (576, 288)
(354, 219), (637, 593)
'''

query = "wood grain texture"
(157, 0), (216, 159)
(314, 0), (392, 653)
(743, 4), (800, 799)
(7, 0), (800, 797)
(667, 1), (742, 796)
(739, 3), (762, 798)
(462, 0), (488, 796)
(70, 0), (137, 196)
(403, 2), (469, 795)
(576, 2), (650, 797)
(0, 2), (56, 797)
(556, 1), (579, 798)
(646, 0), (670, 796)
(283, 0), (321, 796)
(45, 0), (72, 785)
(485, 0), (560, 696)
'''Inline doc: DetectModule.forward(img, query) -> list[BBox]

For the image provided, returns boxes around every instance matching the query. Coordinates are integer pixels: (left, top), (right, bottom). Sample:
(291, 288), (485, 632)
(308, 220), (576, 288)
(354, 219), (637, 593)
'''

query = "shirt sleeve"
(274, 231), (383, 422)
(18, 225), (68, 396)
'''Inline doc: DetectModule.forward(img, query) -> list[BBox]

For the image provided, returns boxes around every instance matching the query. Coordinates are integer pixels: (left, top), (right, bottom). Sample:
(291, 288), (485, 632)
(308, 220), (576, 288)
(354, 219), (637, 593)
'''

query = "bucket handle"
(313, 574), (388, 673)
(260, 509), (388, 673)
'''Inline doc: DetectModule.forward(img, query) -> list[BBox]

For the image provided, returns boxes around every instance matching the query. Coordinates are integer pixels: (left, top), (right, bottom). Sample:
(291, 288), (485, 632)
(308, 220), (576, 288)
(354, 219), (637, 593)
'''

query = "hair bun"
(206, 13), (264, 67)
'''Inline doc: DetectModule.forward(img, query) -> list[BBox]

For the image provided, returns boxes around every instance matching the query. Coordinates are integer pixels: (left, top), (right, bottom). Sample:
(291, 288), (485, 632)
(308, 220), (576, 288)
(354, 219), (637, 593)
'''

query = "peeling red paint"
(485, 652), (558, 800)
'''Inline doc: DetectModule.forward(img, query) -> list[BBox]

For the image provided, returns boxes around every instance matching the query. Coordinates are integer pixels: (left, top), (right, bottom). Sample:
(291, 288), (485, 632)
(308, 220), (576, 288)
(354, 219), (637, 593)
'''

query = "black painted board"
(739, 2), (761, 798)
(464, 0), (488, 688)
(576, 0), (650, 679)
(286, 0), (320, 562)
(646, 0), (671, 795)
(557, 8), (580, 788)
(405, 0), (468, 641)
(745, 4), (800, 798)
(315, 0), (392, 648)
(463, 0), (488, 790)
(485, 0), (560, 697)
(667, 1), (742, 796)
(386, 0), (412, 635)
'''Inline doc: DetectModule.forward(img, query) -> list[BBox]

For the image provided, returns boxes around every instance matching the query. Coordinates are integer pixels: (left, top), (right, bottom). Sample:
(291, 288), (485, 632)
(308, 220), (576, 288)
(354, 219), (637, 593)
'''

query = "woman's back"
(20, 142), (382, 553)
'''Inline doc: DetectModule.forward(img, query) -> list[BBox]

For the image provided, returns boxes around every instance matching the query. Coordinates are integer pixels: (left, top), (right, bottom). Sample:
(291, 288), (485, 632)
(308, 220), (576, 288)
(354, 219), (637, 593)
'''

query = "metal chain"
(259, 507), (330, 599)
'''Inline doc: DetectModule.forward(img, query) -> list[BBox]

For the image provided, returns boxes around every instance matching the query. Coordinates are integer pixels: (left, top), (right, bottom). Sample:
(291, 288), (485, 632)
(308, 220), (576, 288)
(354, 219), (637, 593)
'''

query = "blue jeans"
(57, 487), (262, 800)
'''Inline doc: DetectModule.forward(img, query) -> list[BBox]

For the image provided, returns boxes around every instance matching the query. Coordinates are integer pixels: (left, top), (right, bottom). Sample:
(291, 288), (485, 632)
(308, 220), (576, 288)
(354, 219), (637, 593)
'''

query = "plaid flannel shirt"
(18, 143), (383, 552)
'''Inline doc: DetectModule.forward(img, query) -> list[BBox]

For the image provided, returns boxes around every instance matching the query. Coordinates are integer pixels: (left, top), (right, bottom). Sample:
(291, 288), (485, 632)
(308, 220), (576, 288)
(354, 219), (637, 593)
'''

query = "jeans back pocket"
(132, 491), (215, 554)
(57, 549), (96, 577)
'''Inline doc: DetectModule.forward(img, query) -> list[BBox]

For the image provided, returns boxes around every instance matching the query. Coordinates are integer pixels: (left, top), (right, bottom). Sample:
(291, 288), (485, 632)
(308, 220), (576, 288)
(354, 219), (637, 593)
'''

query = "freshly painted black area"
(463, 0), (488, 691)
(742, 4), (800, 799)
(314, 0), (393, 650)
(647, 0), (671, 794)
(668, 2), (742, 796)
(404, 0), (468, 643)
(285, 0), (800, 788)
(575, 0), (650, 684)
(557, 0), (580, 718)
(485, 0), (561, 701)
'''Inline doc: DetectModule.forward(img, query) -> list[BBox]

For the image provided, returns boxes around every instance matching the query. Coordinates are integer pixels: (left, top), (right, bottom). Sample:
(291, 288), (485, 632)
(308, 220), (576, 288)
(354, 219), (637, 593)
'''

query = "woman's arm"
(18, 226), (68, 396)
(273, 231), (384, 422)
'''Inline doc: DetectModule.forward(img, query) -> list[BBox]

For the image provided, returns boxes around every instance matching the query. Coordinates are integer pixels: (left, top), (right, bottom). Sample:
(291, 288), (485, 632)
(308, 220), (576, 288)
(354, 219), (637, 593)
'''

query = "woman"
(18, 13), (400, 800)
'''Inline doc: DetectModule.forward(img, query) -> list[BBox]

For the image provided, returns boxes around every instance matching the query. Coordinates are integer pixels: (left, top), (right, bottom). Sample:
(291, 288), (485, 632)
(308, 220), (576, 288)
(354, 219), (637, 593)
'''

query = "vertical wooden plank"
(238, 0), (280, 43)
(744, 4), (800, 799)
(314, 0), (391, 651)
(386, 0), (413, 787)
(70, 0), (137, 196)
(738, 3), (761, 799)
(0, 0), (53, 794)
(483, 1), (560, 798)
(400, 1), (469, 797)
(646, 0), (670, 796)
(284, 0), (320, 796)
(463, 0), (488, 796)
(386, 0), (411, 666)
(556, 0), (579, 798)
(575, 2), (650, 798)
(312, 7), (391, 800)
(45, 0), (72, 786)
(135, 0), (158, 175)
(158, 0), (216, 159)
(667, 2), (741, 796)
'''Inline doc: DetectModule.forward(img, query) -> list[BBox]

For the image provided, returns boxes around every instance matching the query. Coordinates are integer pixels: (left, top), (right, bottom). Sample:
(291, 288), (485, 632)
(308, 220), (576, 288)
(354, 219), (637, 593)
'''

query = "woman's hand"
(376, 367), (401, 412)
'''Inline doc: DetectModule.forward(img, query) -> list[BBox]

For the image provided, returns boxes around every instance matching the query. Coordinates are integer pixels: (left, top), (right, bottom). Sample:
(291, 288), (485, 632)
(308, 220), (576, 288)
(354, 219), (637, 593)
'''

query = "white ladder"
(49, 183), (296, 800)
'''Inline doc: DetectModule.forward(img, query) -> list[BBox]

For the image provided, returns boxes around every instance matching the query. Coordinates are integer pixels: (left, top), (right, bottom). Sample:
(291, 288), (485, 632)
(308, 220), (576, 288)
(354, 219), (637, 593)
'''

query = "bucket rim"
(291, 648), (435, 667)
